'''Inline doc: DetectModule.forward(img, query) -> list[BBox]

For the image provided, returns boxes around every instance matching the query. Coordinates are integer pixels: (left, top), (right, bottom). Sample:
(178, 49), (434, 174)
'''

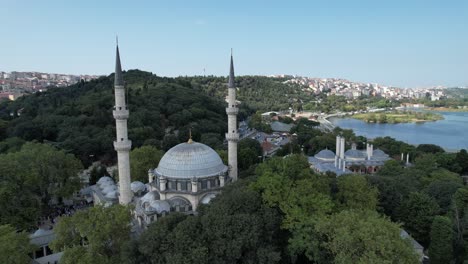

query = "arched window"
(168, 197), (192, 212)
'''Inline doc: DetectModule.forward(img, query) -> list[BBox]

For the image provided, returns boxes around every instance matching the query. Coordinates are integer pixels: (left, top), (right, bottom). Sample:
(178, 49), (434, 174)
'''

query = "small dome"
(315, 149), (336, 161)
(155, 141), (228, 179)
(97, 176), (113, 184)
(98, 179), (115, 188)
(102, 185), (117, 194)
(345, 149), (366, 160)
(200, 193), (217, 205)
(372, 149), (388, 157)
(131, 181), (146, 193)
(105, 191), (118, 199)
(147, 200), (170, 214)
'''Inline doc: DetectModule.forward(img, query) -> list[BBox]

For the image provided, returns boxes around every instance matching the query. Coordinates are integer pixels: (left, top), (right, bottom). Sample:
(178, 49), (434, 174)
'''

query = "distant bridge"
(318, 112), (346, 132)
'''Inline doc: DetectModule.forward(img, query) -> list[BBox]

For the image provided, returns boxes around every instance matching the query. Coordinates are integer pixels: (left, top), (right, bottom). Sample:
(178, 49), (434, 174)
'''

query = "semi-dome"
(155, 141), (228, 179)
(200, 193), (218, 205)
(140, 191), (160, 203)
(146, 200), (170, 214)
(345, 149), (366, 160)
(315, 149), (336, 161)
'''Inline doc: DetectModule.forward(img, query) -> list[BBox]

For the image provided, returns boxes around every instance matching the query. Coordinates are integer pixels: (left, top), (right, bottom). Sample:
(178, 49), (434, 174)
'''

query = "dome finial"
(188, 128), (193, 144)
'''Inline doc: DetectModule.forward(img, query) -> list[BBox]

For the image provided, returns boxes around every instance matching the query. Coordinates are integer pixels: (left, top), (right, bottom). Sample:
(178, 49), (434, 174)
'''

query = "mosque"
(308, 136), (391, 176)
(91, 45), (239, 228)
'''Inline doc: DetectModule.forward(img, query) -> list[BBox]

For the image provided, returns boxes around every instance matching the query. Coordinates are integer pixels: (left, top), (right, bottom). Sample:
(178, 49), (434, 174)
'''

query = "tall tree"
(429, 216), (454, 264)
(0, 142), (82, 230)
(238, 138), (263, 170)
(129, 182), (285, 264)
(130, 146), (164, 183)
(314, 210), (419, 264)
(0, 225), (36, 264)
(396, 192), (440, 246)
(377, 159), (404, 178)
(336, 175), (378, 211)
(456, 149), (468, 175)
(51, 205), (131, 264)
(253, 155), (334, 261)
(451, 187), (468, 262)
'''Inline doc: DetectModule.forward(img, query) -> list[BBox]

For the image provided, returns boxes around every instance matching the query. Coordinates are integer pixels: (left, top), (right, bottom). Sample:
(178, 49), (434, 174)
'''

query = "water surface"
(329, 112), (468, 151)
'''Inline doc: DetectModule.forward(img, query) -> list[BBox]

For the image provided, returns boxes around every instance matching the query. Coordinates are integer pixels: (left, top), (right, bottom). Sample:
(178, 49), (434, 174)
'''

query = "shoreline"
(427, 107), (468, 112)
(328, 111), (467, 152)
(351, 112), (443, 124)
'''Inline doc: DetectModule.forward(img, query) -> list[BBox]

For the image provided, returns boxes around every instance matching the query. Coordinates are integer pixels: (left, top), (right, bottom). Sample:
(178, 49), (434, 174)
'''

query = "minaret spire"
(112, 42), (133, 205)
(228, 49), (235, 88)
(115, 44), (124, 86)
(226, 50), (239, 182)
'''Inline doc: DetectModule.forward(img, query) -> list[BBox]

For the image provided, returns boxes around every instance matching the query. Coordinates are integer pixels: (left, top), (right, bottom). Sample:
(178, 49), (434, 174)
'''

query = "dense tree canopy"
(130, 146), (164, 183)
(0, 142), (82, 230)
(252, 155), (416, 263)
(126, 181), (285, 264)
(180, 75), (309, 113)
(0, 225), (35, 264)
(1, 70), (466, 262)
(238, 138), (263, 171)
(314, 210), (419, 264)
(429, 216), (454, 264)
(336, 175), (378, 211)
(51, 205), (132, 264)
(396, 192), (440, 246)
(0, 71), (230, 166)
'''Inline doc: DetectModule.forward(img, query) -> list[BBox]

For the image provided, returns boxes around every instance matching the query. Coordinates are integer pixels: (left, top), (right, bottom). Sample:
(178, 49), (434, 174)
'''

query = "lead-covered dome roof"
(372, 149), (388, 157)
(345, 149), (366, 160)
(155, 141), (228, 179)
(315, 149), (336, 161)
(131, 181), (146, 193)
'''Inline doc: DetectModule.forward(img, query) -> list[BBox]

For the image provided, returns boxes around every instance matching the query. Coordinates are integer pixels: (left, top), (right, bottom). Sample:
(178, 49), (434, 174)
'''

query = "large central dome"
(155, 141), (228, 179)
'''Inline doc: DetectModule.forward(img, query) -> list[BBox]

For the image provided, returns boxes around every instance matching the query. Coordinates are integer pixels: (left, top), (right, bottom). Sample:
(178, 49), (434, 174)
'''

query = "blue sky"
(1, 0), (467, 87)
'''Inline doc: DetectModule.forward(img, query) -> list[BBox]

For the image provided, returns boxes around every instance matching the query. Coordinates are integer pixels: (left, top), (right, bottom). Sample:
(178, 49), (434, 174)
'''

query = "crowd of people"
(36, 200), (93, 231)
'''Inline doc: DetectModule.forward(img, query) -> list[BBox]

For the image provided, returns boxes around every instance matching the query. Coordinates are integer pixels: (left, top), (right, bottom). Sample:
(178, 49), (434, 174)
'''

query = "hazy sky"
(1, 0), (467, 87)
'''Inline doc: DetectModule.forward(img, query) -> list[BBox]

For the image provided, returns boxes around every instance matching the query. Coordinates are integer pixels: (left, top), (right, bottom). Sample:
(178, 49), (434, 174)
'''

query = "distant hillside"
(0, 70), (229, 165)
(446, 88), (468, 98)
(0, 71), (315, 165)
(178, 75), (312, 112)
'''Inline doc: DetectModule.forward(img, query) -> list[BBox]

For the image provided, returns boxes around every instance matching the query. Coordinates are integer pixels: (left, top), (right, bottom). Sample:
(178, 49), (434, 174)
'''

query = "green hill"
(0, 71), (311, 166)
(179, 75), (311, 112)
(0, 70), (229, 165)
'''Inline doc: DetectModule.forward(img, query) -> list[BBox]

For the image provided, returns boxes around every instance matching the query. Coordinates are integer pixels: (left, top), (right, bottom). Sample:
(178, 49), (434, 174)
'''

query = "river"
(329, 111), (468, 151)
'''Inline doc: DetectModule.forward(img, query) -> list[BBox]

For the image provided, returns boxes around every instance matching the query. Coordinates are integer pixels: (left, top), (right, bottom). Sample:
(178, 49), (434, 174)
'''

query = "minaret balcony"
(113, 109), (129, 119)
(114, 140), (132, 151)
(225, 107), (239, 115)
(225, 132), (239, 142)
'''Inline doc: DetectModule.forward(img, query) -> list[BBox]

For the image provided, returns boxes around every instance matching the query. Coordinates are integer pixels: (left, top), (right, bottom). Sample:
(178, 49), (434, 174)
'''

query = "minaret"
(226, 51), (239, 182)
(113, 43), (133, 205)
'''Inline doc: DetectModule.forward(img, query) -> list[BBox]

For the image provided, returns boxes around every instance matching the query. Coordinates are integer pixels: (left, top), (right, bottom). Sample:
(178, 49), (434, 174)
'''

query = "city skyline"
(2, 0), (467, 88)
